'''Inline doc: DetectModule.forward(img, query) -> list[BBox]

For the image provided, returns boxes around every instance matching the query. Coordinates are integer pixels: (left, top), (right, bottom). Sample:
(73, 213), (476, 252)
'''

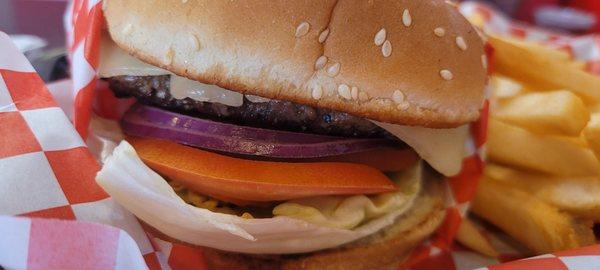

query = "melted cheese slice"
(169, 76), (243, 107)
(98, 36), (244, 107)
(373, 121), (469, 176)
(98, 35), (168, 77)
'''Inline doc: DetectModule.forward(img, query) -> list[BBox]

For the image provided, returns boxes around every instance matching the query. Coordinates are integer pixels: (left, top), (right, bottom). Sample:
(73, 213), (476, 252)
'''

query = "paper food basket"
(0, 1), (597, 269)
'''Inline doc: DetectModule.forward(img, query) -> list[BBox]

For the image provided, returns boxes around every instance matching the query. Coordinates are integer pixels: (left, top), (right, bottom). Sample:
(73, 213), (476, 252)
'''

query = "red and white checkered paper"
(0, 1), (595, 269)
(0, 31), (155, 269)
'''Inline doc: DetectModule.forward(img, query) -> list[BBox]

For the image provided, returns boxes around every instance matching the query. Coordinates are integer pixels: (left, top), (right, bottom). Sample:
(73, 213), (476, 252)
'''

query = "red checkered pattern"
(66, 0), (103, 138)
(0, 32), (156, 269)
(476, 246), (600, 270)
(0, 216), (146, 270)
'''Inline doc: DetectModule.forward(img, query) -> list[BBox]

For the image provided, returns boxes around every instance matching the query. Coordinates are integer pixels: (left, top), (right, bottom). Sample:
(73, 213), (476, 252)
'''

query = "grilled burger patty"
(108, 75), (392, 138)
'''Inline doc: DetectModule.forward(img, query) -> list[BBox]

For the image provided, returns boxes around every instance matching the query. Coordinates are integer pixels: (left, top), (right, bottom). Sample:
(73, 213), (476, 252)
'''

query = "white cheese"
(169, 76), (243, 107)
(98, 36), (244, 107)
(373, 121), (469, 176)
(98, 35), (168, 78)
(245, 95), (272, 103)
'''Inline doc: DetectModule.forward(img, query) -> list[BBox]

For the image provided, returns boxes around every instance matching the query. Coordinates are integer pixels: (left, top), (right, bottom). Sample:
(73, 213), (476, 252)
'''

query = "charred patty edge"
(108, 75), (393, 139)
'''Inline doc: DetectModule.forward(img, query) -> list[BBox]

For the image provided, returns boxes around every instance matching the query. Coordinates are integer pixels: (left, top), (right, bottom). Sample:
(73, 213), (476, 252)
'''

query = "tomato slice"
(129, 137), (398, 203)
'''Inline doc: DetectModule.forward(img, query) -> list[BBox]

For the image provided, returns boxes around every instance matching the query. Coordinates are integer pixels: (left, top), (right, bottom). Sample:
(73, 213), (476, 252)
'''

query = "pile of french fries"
(456, 35), (600, 256)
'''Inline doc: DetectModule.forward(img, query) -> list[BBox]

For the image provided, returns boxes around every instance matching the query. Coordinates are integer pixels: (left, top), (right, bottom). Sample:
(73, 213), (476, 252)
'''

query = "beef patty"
(108, 75), (392, 138)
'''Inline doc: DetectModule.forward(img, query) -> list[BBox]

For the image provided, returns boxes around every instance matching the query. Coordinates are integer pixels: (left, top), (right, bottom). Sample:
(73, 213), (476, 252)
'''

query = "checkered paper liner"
(6, 1), (595, 270)
(0, 32), (153, 270)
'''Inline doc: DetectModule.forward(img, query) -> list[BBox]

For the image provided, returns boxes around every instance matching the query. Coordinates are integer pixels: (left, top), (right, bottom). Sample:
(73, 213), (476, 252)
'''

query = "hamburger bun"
(103, 0), (486, 128)
(141, 173), (446, 270)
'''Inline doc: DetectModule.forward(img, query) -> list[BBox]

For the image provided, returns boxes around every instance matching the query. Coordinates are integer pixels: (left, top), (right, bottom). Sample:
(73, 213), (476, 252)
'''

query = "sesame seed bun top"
(103, 0), (487, 128)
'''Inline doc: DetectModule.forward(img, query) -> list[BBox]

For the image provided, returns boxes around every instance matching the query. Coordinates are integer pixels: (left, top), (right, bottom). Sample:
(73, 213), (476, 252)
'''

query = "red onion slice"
(121, 104), (395, 158)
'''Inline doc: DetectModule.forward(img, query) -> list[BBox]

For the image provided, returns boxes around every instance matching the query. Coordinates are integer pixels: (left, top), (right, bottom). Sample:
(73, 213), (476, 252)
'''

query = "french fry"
(483, 163), (516, 181)
(495, 90), (589, 136)
(584, 113), (600, 160)
(486, 164), (600, 220)
(455, 218), (500, 258)
(559, 134), (589, 147)
(499, 37), (573, 63)
(490, 35), (600, 102)
(492, 75), (523, 99)
(587, 104), (600, 114)
(484, 33), (600, 256)
(471, 176), (596, 254)
(570, 60), (588, 71)
(488, 119), (600, 176)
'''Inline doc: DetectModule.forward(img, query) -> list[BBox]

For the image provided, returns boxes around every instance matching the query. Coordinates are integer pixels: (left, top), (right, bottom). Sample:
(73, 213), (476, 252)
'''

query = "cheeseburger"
(96, 0), (487, 269)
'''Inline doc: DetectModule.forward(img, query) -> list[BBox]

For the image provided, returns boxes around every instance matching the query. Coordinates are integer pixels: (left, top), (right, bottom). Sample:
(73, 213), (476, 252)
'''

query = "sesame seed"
(241, 212), (254, 219)
(397, 102), (410, 111)
(359, 91), (369, 102)
(382, 40), (392, 57)
(402, 9), (412, 27)
(182, 0), (188, 3)
(318, 28), (330, 43)
(440, 69), (453, 80)
(315, 55), (328, 70)
(121, 23), (133, 35)
(326, 62), (341, 77)
(295, 22), (310, 38)
(338, 84), (352, 100)
(456, 36), (467, 51)
(377, 99), (394, 106)
(189, 34), (201, 51)
(351, 86), (359, 100)
(434, 27), (445, 37)
(374, 28), (387, 46)
(312, 85), (323, 100)
(392, 90), (405, 104)
(481, 55), (488, 69)
(165, 49), (175, 64)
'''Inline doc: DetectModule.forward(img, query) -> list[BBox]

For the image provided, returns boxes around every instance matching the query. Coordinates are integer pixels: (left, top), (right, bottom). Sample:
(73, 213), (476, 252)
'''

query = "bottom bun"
(142, 173), (446, 270)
